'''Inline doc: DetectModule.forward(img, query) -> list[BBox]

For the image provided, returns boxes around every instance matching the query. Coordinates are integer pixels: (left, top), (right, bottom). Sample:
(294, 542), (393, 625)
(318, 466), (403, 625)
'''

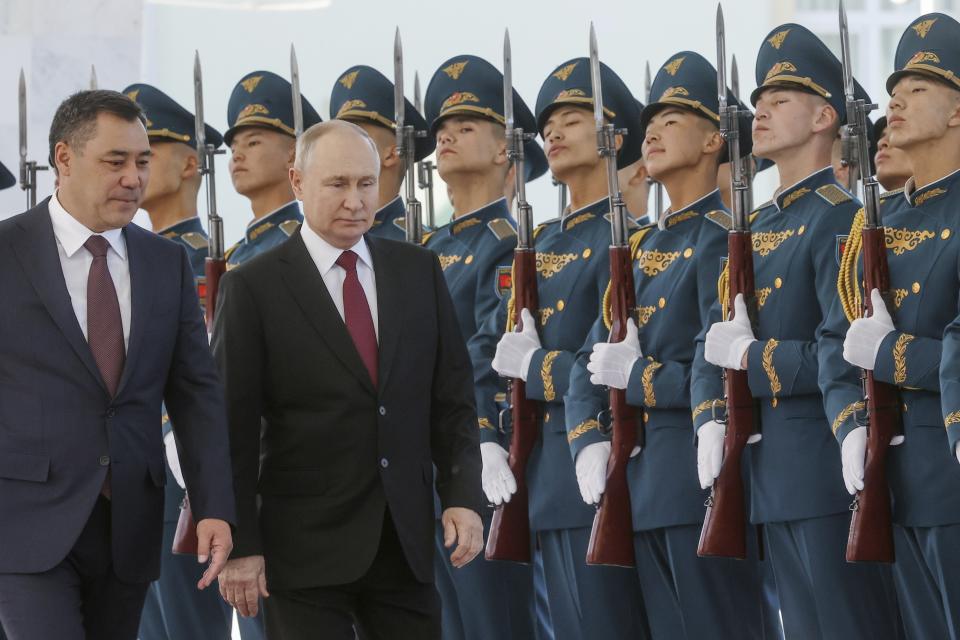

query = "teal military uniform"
(565, 52), (770, 640)
(329, 64), (436, 242)
(471, 57), (649, 640)
(226, 201), (303, 268)
(821, 13), (960, 639)
(123, 84), (234, 640)
(422, 54), (548, 640)
(692, 25), (903, 639)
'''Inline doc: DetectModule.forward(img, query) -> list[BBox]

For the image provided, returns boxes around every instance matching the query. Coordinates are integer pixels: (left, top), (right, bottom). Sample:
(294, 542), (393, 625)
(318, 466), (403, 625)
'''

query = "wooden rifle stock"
(172, 256), (227, 555)
(698, 230), (756, 559)
(586, 245), (638, 567)
(846, 226), (899, 563)
(486, 248), (540, 563)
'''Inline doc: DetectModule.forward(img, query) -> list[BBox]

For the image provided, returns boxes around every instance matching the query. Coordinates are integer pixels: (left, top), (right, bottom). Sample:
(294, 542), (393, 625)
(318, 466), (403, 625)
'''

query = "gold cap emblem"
(240, 76), (263, 93)
(765, 61), (798, 83)
(664, 57), (686, 76)
(335, 99), (367, 118)
(912, 18), (938, 39)
(767, 29), (790, 50)
(555, 88), (586, 101)
(660, 86), (690, 100)
(441, 91), (479, 110)
(237, 103), (269, 120)
(443, 61), (469, 80)
(553, 62), (579, 82)
(907, 51), (941, 66)
(339, 70), (359, 89)
(125, 89), (140, 102)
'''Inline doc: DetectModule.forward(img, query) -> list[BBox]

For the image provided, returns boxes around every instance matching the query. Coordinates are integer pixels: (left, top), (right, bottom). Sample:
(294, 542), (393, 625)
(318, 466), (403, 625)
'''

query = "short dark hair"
(48, 90), (147, 173)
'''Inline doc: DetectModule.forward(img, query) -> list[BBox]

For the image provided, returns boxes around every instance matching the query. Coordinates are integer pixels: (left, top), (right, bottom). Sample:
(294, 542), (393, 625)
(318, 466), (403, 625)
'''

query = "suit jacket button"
(106, 408), (116, 418)
(98, 455), (110, 466)
(380, 458), (389, 468)
(379, 406), (387, 416)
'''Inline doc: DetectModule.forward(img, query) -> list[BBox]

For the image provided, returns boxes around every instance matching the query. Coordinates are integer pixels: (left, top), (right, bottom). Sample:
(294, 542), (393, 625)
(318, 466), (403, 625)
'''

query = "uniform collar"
(658, 189), (721, 230)
(157, 216), (205, 239)
(373, 195), (405, 227)
(904, 167), (960, 208)
(773, 166), (835, 212)
(48, 191), (127, 260)
(562, 196), (609, 231)
(449, 197), (509, 235)
(246, 200), (301, 241)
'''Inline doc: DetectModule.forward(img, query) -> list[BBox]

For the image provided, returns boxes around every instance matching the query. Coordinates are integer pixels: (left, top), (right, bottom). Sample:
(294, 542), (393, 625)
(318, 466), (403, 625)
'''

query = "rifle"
(839, 0), (899, 564)
(172, 51), (226, 555)
(697, 3), (759, 560)
(394, 28), (424, 244)
(585, 23), (638, 568)
(90, 65), (98, 90)
(485, 29), (540, 563)
(644, 61), (663, 222)
(730, 55), (755, 212)
(413, 72), (437, 229)
(19, 69), (48, 209)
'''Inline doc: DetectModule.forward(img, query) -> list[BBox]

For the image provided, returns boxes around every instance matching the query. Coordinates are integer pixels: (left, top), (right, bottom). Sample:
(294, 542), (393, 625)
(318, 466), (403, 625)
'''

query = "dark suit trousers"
(263, 510), (440, 640)
(0, 496), (149, 640)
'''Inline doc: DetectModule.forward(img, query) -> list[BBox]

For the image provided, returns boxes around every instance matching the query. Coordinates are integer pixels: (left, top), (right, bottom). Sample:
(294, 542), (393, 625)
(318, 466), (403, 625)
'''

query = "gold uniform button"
(582, 248), (592, 259)
(658, 297), (666, 308)
(942, 229), (951, 240)
(912, 282), (921, 294)
(774, 277), (783, 289)
(798, 225), (806, 235)
(544, 411), (551, 423)
(683, 248), (694, 258)
(643, 413), (650, 424)
(556, 300), (565, 311)
(465, 255), (474, 264)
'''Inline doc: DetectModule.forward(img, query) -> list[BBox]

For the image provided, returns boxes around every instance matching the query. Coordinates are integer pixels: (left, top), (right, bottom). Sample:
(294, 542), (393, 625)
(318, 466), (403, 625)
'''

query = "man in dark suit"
(213, 119), (484, 640)
(0, 90), (236, 640)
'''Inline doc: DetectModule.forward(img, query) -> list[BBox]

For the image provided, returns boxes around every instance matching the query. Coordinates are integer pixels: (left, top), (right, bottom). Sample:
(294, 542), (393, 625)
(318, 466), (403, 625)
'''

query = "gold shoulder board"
(181, 231), (209, 250)
(487, 218), (517, 241)
(705, 210), (732, 230)
(815, 184), (853, 206)
(279, 219), (301, 237)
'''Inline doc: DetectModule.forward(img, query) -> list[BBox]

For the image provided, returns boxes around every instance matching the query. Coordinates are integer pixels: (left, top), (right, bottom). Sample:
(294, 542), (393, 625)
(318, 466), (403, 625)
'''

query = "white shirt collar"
(49, 191), (127, 260)
(658, 189), (720, 230)
(300, 220), (373, 276)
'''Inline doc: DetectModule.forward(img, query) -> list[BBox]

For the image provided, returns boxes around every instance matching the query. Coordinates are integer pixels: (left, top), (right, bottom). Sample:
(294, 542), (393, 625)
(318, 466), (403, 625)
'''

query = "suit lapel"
(114, 224), (153, 398)
(368, 236), (404, 392)
(279, 232), (376, 395)
(11, 203), (108, 395)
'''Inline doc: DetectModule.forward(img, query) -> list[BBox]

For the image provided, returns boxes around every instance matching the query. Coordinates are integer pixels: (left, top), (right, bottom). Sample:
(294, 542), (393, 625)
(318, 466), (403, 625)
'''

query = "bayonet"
(18, 69), (47, 208)
(291, 44), (303, 137)
(644, 60), (663, 222)
(414, 71), (436, 228)
(394, 28), (423, 243)
(194, 51), (225, 267)
(90, 65), (98, 90)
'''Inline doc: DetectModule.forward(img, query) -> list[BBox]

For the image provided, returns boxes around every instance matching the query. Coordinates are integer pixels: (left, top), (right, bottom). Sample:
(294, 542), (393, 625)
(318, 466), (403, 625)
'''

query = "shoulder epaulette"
(421, 230), (436, 245)
(880, 187), (905, 201)
(815, 184), (853, 207)
(704, 210), (732, 230)
(181, 231), (209, 250)
(224, 242), (240, 261)
(533, 218), (559, 238)
(487, 218), (517, 241)
(392, 217), (407, 232)
(279, 219), (301, 237)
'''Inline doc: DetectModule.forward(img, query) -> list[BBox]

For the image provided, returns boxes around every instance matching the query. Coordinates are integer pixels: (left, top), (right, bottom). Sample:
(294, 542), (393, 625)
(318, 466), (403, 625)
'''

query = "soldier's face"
(752, 88), (832, 160)
(291, 127), (380, 249)
(542, 106), (602, 179)
(642, 108), (721, 181)
(228, 127), (296, 198)
(875, 128), (913, 190)
(886, 75), (960, 150)
(435, 116), (508, 181)
(141, 141), (195, 209)
(54, 112), (151, 232)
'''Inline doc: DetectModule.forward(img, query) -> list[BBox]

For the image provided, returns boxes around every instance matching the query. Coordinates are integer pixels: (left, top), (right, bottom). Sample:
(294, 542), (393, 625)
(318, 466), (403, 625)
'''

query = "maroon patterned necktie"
(84, 236), (126, 397)
(335, 250), (378, 386)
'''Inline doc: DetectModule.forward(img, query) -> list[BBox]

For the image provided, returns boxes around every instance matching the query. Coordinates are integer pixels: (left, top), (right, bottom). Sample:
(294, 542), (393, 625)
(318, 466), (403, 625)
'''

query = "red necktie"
(336, 250), (378, 386)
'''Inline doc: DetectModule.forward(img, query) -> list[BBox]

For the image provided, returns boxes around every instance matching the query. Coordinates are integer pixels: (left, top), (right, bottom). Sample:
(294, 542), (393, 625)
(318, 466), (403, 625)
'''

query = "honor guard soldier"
(823, 13), (960, 639)
(697, 24), (902, 639)
(618, 100), (652, 225)
(476, 56), (648, 640)
(874, 116), (913, 194)
(224, 70), (321, 267)
(123, 83), (234, 640)
(330, 65), (435, 240)
(421, 54), (548, 640)
(566, 51), (769, 640)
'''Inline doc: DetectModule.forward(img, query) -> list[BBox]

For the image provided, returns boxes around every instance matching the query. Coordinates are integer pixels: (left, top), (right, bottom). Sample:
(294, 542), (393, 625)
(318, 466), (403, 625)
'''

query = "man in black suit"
(213, 119), (484, 639)
(0, 90), (236, 639)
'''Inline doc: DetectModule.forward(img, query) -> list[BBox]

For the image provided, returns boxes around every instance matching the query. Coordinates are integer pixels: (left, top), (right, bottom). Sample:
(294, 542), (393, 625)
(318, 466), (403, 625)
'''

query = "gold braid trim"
(542, 351), (561, 402)
(893, 333), (915, 385)
(692, 399), (725, 422)
(832, 400), (865, 435)
(945, 411), (960, 429)
(568, 419), (599, 443)
(642, 359), (663, 407)
(762, 339), (781, 407)
(505, 257), (517, 332)
(718, 261), (730, 319)
(603, 226), (655, 330)
(478, 417), (496, 431)
(838, 208), (865, 323)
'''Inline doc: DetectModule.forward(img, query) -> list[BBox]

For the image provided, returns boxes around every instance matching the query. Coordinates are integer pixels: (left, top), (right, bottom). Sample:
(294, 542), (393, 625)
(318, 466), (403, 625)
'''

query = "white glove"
(956, 443), (960, 466)
(575, 441), (610, 505)
(480, 442), (517, 506)
(587, 318), (642, 390)
(841, 425), (903, 495)
(164, 431), (185, 490)
(705, 294), (756, 371)
(843, 289), (895, 371)
(492, 308), (541, 381)
(697, 420), (726, 490)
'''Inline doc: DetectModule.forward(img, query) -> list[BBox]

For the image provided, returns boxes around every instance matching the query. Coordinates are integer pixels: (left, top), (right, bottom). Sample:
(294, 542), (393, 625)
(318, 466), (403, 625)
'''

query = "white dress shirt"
(299, 220), (379, 341)
(48, 192), (132, 349)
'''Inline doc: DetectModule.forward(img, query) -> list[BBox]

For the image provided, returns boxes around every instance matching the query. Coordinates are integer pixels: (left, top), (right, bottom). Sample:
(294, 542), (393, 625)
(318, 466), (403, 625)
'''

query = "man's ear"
(627, 162), (648, 186)
(947, 91), (960, 128)
(494, 138), (509, 167)
(381, 144), (400, 169)
(703, 129), (725, 156)
(54, 141), (72, 177)
(181, 150), (199, 180)
(289, 167), (303, 200)
(813, 102), (839, 134)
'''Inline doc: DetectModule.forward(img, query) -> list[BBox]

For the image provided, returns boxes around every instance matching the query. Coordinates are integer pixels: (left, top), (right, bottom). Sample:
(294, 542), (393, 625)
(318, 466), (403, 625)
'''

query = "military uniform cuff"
(873, 331), (905, 386)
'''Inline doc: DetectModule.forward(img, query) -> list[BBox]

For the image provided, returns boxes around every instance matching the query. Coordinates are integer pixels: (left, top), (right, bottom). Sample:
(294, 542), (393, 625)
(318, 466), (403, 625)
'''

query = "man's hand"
(697, 421), (725, 490)
(705, 294), (756, 371)
(480, 442), (517, 506)
(218, 555), (269, 618)
(196, 518), (233, 590)
(163, 432), (185, 490)
(843, 288), (895, 371)
(575, 442), (610, 505)
(442, 507), (483, 568)
(587, 318), (642, 390)
(492, 308), (541, 381)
